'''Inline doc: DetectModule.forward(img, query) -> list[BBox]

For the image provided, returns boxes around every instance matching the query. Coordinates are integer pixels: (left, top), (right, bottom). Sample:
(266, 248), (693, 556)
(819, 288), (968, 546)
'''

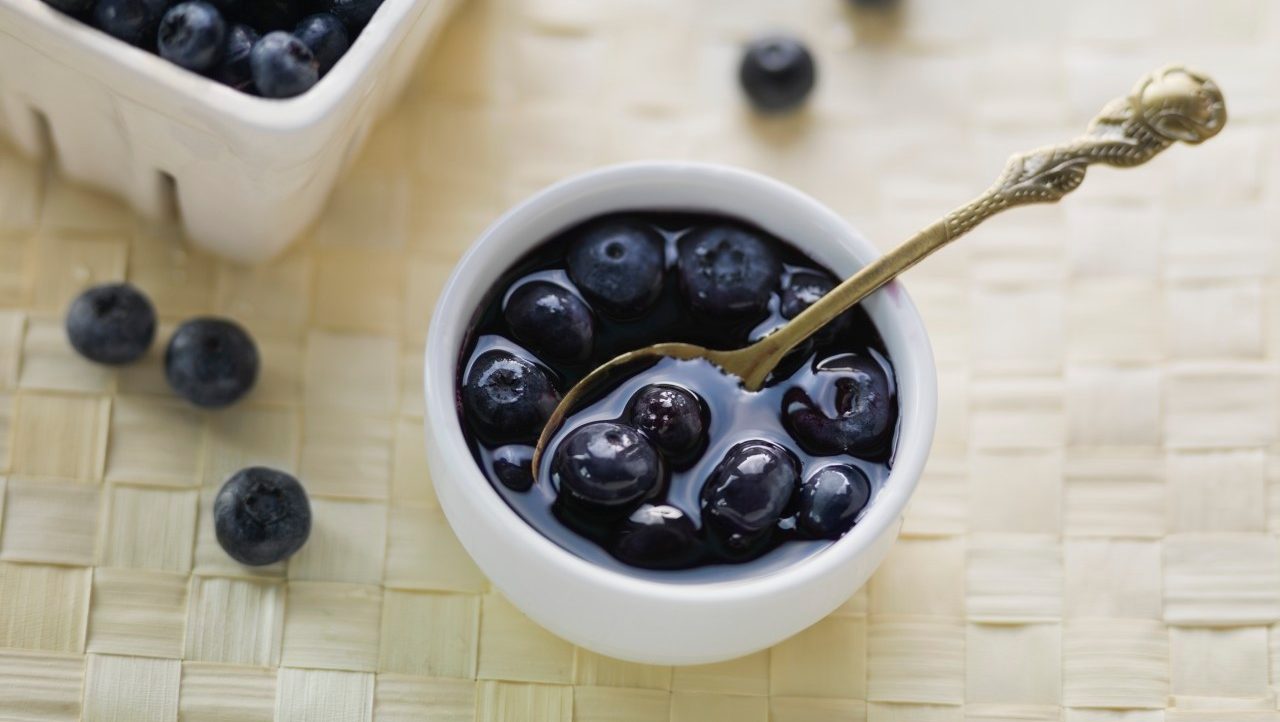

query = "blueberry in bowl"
(424, 163), (936, 664)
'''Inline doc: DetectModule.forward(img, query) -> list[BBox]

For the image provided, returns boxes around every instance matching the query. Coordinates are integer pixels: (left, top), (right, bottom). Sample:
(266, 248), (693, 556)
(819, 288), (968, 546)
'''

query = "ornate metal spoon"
(533, 65), (1226, 473)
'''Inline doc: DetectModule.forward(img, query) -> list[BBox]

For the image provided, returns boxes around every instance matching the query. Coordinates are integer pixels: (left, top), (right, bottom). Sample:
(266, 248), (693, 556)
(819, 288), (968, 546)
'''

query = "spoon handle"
(740, 65), (1226, 389)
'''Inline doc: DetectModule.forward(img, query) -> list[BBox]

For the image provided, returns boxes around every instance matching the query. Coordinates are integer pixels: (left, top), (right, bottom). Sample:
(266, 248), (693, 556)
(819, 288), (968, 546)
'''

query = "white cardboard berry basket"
(0, 0), (461, 262)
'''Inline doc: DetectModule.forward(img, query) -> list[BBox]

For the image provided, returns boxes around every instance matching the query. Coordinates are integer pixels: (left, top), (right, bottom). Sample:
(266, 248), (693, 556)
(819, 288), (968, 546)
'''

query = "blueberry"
(780, 270), (835, 320)
(700, 439), (799, 549)
(462, 350), (560, 445)
(566, 219), (665, 318)
(677, 224), (781, 318)
(612, 504), (702, 570)
(491, 444), (534, 492)
(158, 2), (226, 72)
(41, 0), (95, 17)
(325, 0), (382, 31)
(552, 421), (662, 516)
(782, 352), (896, 457)
(214, 466), (311, 565)
(796, 464), (871, 539)
(237, 0), (304, 31)
(627, 384), (706, 461)
(250, 31), (318, 98)
(164, 317), (259, 408)
(65, 283), (156, 365)
(294, 13), (348, 75)
(503, 281), (595, 364)
(739, 36), (817, 113)
(215, 23), (258, 91)
(93, 0), (169, 46)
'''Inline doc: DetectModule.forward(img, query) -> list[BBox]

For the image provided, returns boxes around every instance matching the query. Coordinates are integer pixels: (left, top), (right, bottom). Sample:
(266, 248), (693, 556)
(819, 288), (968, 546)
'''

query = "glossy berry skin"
(462, 350), (559, 445)
(677, 224), (781, 318)
(780, 270), (835, 320)
(250, 31), (319, 98)
(65, 283), (156, 365)
(164, 317), (259, 408)
(157, 2), (227, 72)
(783, 353), (896, 457)
(566, 220), (665, 318)
(503, 281), (595, 363)
(796, 464), (871, 539)
(490, 445), (534, 492)
(41, 0), (95, 17)
(294, 13), (349, 74)
(739, 36), (817, 113)
(552, 421), (662, 516)
(326, 0), (382, 31)
(214, 467), (311, 565)
(627, 384), (706, 461)
(215, 24), (259, 91)
(700, 440), (799, 547)
(612, 504), (702, 570)
(93, 0), (169, 46)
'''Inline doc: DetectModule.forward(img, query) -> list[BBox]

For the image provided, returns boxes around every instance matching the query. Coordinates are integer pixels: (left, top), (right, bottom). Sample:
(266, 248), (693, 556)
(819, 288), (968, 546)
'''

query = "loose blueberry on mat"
(158, 2), (227, 72)
(552, 421), (663, 516)
(462, 350), (560, 445)
(612, 504), (702, 570)
(566, 219), (666, 318)
(294, 13), (349, 74)
(94, 0), (169, 46)
(700, 439), (799, 549)
(503, 281), (595, 364)
(326, 0), (383, 31)
(783, 352), (895, 457)
(250, 30), (319, 98)
(796, 464), (871, 539)
(65, 282), (157, 365)
(490, 445), (535, 492)
(627, 384), (707, 461)
(739, 36), (817, 113)
(214, 466), (311, 565)
(164, 317), (260, 408)
(677, 223), (781, 318)
(216, 23), (259, 91)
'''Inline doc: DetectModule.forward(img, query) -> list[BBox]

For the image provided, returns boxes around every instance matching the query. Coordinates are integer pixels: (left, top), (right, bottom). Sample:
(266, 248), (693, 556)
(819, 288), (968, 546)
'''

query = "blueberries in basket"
(250, 30), (319, 98)
(214, 466), (311, 565)
(164, 317), (260, 408)
(783, 352), (896, 457)
(326, 0), (383, 32)
(93, 0), (169, 46)
(739, 36), (817, 114)
(677, 223), (781, 318)
(627, 384), (706, 462)
(552, 421), (663, 517)
(462, 350), (560, 445)
(612, 504), (702, 570)
(700, 440), (799, 549)
(566, 219), (665, 318)
(65, 282), (157, 365)
(491, 445), (535, 492)
(42, 0), (96, 17)
(294, 13), (349, 74)
(503, 281), (595, 364)
(796, 464), (871, 539)
(237, 0), (305, 31)
(158, 2), (227, 72)
(215, 23), (259, 91)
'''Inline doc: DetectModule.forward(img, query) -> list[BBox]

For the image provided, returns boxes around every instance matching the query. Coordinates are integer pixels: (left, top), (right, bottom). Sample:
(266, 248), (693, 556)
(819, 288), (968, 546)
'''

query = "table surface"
(1, 0), (1279, 720)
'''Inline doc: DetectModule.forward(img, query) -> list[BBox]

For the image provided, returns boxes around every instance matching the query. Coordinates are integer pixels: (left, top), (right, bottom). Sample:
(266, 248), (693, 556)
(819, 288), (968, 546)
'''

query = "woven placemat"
(2, 0), (1278, 719)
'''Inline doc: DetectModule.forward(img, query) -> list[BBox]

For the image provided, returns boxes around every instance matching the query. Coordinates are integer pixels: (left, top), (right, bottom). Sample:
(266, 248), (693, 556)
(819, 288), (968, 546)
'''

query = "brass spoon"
(533, 65), (1226, 475)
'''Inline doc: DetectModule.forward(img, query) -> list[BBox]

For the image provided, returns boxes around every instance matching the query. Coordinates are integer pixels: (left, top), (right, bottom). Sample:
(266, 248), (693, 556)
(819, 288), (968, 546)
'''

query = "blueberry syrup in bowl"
(456, 212), (899, 579)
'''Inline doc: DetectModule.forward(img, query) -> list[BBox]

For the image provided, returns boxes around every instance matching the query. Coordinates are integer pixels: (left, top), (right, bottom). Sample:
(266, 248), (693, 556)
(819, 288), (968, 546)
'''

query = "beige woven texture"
(0, 0), (1278, 719)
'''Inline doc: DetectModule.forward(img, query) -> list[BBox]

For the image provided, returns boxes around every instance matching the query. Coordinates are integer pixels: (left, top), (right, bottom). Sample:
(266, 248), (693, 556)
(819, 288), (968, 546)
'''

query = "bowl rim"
(424, 160), (937, 604)
(0, 0), (442, 131)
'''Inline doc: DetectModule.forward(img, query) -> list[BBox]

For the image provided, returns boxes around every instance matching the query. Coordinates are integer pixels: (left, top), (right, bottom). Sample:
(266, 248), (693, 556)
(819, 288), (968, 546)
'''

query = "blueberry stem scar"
(532, 65), (1226, 480)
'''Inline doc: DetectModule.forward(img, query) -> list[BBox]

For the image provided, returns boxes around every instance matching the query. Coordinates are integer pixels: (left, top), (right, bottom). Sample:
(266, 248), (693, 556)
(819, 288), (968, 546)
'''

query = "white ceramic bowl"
(0, 0), (461, 262)
(423, 162), (937, 665)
